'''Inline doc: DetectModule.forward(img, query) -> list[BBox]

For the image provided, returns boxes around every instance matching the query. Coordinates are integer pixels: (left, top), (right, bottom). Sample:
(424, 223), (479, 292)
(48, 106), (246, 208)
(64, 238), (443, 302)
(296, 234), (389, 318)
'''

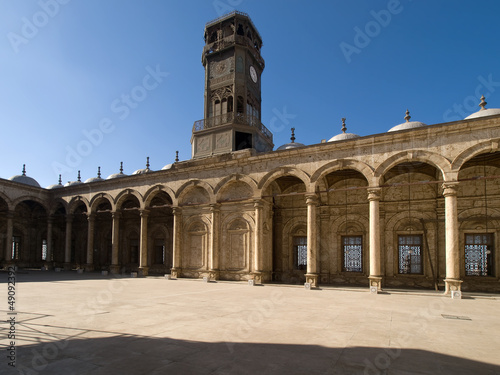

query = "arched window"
(227, 96), (233, 113)
(237, 96), (244, 114)
(237, 24), (244, 36)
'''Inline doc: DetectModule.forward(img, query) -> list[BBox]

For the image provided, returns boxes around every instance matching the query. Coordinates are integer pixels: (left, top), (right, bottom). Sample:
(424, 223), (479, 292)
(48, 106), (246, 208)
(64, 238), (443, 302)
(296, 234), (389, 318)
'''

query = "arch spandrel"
(452, 141), (500, 172)
(68, 196), (90, 214)
(214, 174), (258, 198)
(176, 180), (214, 205)
(310, 159), (374, 188)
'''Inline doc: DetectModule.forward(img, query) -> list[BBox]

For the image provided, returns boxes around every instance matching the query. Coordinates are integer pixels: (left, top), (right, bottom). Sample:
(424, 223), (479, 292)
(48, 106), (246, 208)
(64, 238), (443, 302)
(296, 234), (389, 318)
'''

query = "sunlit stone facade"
(1, 12), (499, 294)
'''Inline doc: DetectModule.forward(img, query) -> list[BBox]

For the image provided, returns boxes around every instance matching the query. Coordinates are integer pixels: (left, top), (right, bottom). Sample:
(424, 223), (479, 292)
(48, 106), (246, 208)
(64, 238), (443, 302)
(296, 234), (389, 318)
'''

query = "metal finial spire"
(77, 171), (81, 182)
(175, 151), (179, 162)
(22, 164), (26, 176)
(290, 128), (296, 143)
(97, 166), (101, 178)
(120, 162), (123, 174)
(341, 118), (347, 134)
(479, 95), (487, 110)
(146, 157), (150, 169)
(58, 174), (62, 185)
(404, 109), (411, 122)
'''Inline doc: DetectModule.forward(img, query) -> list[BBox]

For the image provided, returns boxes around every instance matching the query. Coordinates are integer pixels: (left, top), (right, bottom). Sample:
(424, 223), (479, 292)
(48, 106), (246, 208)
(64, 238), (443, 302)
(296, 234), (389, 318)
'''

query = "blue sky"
(1, 0), (499, 188)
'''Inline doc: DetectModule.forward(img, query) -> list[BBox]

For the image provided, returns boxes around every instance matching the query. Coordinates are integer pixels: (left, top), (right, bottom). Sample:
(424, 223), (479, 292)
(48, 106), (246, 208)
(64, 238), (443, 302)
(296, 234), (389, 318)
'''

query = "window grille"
(294, 236), (307, 270)
(465, 234), (493, 276)
(398, 235), (423, 274)
(342, 236), (363, 272)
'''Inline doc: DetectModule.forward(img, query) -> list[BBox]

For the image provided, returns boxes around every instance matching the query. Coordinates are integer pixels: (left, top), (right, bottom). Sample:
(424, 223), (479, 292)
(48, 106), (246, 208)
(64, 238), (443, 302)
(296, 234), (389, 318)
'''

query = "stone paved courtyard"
(1, 270), (499, 374)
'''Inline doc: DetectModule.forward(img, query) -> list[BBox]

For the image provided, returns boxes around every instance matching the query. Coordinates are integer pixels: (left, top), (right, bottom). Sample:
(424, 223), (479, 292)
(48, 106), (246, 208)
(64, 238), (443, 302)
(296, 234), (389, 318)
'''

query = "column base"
(444, 278), (463, 296)
(84, 264), (94, 272)
(109, 265), (121, 275)
(368, 276), (383, 293)
(209, 269), (220, 281)
(251, 272), (263, 285)
(305, 273), (319, 288)
(138, 267), (149, 277)
(171, 268), (180, 278)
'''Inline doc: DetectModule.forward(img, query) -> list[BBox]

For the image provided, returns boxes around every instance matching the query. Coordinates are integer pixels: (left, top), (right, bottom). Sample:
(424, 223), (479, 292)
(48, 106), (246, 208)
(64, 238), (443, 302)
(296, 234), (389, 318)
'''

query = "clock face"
(249, 65), (258, 83)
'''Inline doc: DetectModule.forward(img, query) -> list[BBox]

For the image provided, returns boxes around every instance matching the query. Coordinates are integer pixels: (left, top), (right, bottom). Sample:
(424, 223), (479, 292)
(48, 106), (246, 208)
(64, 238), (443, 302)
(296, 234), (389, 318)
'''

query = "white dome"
(106, 173), (127, 180)
(277, 142), (306, 150)
(8, 165), (40, 188)
(162, 164), (173, 170)
(132, 168), (151, 175)
(46, 183), (64, 190)
(328, 133), (360, 142)
(328, 118), (360, 142)
(64, 181), (83, 187)
(85, 177), (104, 183)
(388, 110), (426, 132)
(9, 174), (41, 188)
(388, 121), (427, 132)
(465, 108), (500, 119)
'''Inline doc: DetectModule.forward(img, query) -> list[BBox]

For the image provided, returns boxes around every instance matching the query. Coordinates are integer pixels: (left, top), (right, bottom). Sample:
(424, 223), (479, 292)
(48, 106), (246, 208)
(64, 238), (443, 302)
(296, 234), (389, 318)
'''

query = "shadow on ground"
(7, 329), (500, 375)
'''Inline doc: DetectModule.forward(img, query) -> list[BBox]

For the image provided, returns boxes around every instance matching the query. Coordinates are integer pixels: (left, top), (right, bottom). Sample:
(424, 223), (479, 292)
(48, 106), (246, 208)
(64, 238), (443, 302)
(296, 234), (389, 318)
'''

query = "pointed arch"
(214, 174), (258, 197)
(311, 159), (374, 187)
(12, 196), (49, 213)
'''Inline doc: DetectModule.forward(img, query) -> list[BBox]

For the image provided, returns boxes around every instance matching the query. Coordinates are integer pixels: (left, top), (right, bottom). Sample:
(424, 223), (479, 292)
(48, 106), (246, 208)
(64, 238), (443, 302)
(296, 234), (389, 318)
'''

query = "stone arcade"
(1, 11), (500, 294)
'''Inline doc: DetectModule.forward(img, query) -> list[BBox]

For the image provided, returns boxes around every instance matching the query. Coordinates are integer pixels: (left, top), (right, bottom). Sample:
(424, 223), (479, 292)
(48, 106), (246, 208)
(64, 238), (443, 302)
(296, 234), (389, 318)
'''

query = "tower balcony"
(193, 113), (273, 143)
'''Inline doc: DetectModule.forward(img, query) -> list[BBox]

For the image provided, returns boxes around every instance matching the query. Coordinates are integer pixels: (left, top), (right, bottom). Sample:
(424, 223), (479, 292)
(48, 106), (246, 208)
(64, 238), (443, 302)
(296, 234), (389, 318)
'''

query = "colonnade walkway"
(2, 270), (499, 374)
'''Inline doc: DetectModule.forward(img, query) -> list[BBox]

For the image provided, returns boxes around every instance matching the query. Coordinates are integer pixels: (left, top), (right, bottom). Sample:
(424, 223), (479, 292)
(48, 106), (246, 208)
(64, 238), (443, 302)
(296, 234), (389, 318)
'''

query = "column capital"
(253, 199), (264, 209)
(86, 212), (96, 221)
(305, 193), (318, 206)
(172, 206), (182, 216)
(210, 203), (221, 212)
(367, 187), (382, 201)
(111, 211), (121, 219)
(6, 210), (14, 219)
(442, 181), (459, 197)
(139, 209), (150, 218)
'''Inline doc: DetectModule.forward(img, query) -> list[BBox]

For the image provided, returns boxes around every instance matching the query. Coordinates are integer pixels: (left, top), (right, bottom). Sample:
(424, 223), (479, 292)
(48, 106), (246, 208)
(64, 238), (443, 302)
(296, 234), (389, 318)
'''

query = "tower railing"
(193, 113), (273, 142)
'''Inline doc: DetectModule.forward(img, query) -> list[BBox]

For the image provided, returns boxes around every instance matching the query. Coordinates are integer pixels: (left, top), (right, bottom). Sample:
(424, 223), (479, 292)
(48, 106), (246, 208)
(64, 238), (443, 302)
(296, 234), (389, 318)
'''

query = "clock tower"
(191, 11), (274, 158)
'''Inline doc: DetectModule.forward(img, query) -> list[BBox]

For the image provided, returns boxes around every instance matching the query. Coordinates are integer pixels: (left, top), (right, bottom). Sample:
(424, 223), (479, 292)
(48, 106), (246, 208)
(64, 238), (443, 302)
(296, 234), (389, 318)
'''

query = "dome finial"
(341, 118), (347, 134)
(58, 175), (62, 185)
(175, 151), (179, 162)
(146, 156), (150, 169)
(479, 95), (487, 110)
(22, 164), (26, 176)
(97, 166), (101, 178)
(405, 109), (411, 122)
(290, 128), (296, 143)
(77, 171), (81, 182)
(120, 162), (124, 174)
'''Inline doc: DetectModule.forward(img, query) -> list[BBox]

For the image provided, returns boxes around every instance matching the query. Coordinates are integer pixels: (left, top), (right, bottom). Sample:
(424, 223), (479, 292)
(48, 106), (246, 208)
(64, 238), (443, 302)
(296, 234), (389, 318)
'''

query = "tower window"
(398, 235), (423, 274)
(237, 96), (244, 114)
(235, 131), (252, 150)
(465, 234), (494, 276)
(227, 96), (233, 113)
(237, 24), (244, 36)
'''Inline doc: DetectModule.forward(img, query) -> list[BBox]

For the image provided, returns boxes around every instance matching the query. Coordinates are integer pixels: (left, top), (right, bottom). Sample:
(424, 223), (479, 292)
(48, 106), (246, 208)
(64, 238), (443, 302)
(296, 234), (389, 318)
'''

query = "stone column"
(443, 182), (462, 294)
(5, 211), (13, 264)
(139, 210), (149, 277)
(64, 214), (73, 270)
(110, 211), (121, 274)
(368, 188), (382, 291)
(171, 207), (182, 278)
(209, 204), (220, 280)
(252, 199), (264, 284)
(85, 213), (95, 271)
(305, 194), (319, 288)
(45, 217), (53, 268)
